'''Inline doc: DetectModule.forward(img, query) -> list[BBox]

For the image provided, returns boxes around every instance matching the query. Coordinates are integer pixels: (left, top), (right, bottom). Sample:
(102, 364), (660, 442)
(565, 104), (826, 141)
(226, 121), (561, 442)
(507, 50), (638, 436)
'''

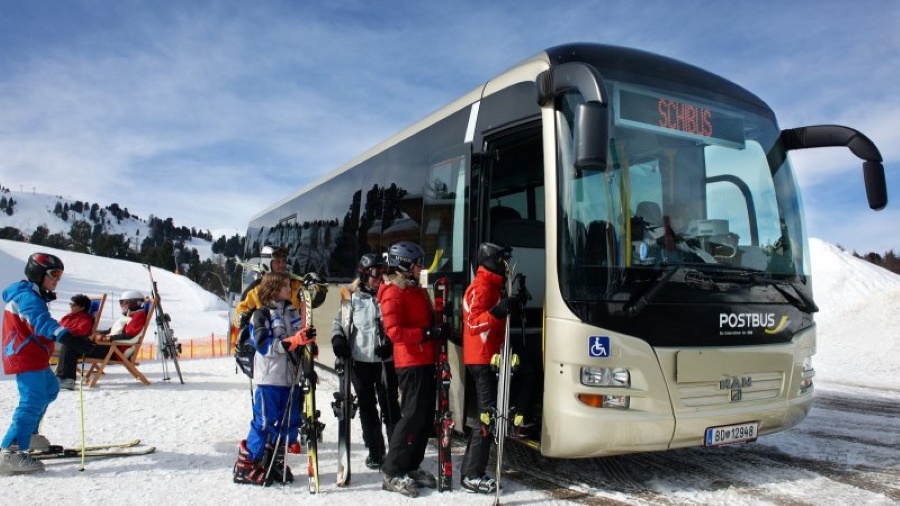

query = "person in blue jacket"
(0, 252), (93, 475)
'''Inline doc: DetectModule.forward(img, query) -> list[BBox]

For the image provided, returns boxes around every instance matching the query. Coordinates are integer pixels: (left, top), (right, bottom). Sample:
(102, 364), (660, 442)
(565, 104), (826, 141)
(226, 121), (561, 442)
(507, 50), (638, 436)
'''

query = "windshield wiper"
(747, 273), (819, 314)
(617, 265), (682, 318)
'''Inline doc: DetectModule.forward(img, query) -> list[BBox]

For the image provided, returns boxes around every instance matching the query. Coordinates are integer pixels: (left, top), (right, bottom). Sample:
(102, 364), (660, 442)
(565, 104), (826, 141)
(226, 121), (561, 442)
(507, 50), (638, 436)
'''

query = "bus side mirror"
(574, 102), (609, 171)
(780, 125), (887, 210)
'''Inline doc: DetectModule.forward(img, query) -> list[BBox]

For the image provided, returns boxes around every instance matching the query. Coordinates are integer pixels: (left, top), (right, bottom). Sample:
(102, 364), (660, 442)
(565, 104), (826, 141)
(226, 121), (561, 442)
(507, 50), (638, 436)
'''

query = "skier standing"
(459, 242), (524, 493)
(378, 241), (449, 498)
(331, 253), (400, 470)
(233, 272), (317, 486)
(1, 253), (93, 474)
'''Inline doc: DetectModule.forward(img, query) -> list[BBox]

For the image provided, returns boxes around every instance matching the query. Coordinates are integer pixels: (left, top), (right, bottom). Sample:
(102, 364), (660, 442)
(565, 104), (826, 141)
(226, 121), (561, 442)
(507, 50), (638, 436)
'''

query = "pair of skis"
(144, 264), (184, 384)
(493, 265), (529, 505)
(34, 439), (155, 460)
(433, 276), (454, 493)
(299, 284), (324, 494)
(333, 287), (357, 487)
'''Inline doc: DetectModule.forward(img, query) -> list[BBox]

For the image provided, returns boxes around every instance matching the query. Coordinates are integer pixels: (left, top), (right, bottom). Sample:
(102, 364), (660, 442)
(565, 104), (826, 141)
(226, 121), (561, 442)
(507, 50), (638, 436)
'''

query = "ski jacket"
(105, 308), (147, 343)
(60, 310), (94, 338)
(462, 267), (507, 365)
(2, 280), (70, 375)
(251, 300), (303, 387)
(332, 281), (391, 364)
(378, 275), (435, 368)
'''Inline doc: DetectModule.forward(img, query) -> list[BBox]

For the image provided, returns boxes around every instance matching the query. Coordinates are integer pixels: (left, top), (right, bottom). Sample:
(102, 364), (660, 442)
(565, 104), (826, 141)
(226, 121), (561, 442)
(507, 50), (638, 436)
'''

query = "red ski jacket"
(60, 311), (94, 337)
(378, 276), (436, 368)
(462, 267), (506, 365)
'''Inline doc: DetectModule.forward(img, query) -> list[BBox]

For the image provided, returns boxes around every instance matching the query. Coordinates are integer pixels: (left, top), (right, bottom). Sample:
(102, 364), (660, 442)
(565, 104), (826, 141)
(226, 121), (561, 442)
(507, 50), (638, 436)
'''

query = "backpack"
(234, 307), (270, 379)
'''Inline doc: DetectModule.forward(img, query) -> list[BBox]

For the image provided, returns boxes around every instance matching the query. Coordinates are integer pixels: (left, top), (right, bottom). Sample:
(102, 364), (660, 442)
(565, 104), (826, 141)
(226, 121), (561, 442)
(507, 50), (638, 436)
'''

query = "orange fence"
(136, 333), (231, 361)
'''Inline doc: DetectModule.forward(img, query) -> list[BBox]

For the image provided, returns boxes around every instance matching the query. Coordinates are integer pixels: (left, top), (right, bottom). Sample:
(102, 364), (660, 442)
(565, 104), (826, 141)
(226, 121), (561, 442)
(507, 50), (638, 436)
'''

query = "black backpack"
(234, 307), (270, 378)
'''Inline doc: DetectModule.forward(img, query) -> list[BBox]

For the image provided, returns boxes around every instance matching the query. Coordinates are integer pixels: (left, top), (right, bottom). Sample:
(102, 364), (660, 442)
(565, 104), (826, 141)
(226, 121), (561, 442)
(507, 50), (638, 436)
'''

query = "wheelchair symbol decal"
(589, 336), (609, 358)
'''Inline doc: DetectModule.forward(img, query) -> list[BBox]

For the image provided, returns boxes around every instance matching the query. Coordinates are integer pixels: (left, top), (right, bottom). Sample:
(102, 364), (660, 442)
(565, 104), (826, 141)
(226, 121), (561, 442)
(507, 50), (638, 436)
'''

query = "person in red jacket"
(378, 241), (449, 498)
(459, 242), (525, 494)
(53, 294), (97, 390)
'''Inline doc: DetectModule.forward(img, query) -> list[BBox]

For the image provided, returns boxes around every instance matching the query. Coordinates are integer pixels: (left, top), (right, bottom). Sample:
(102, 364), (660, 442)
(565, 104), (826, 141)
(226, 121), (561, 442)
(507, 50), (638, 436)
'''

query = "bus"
(243, 43), (887, 458)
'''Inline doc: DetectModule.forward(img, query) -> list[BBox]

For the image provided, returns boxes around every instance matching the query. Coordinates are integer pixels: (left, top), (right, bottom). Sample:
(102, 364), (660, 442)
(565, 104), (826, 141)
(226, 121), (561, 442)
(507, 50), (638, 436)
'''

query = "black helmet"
(25, 252), (65, 284)
(477, 242), (510, 275)
(357, 253), (384, 279)
(385, 241), (425, 273)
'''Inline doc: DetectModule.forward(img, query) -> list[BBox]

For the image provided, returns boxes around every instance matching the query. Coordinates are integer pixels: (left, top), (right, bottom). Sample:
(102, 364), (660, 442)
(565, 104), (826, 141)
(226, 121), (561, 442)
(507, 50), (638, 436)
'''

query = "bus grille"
(675, 371), (784, 408)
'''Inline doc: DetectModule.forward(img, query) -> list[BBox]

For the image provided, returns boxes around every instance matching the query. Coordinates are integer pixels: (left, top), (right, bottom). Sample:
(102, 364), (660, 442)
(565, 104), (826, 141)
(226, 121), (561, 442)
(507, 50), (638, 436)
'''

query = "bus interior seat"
(635, 201), (662, 227)
(490, 205), (521, 226)
(492, 218), (545, 249)
(585, 220), (610, 265)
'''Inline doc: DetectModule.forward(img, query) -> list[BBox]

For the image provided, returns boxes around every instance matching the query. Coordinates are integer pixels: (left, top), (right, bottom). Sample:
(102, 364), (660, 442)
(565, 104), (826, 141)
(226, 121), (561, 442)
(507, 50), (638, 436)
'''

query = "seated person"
(53, 295), (96, 390)
(56, 290), (148, 390)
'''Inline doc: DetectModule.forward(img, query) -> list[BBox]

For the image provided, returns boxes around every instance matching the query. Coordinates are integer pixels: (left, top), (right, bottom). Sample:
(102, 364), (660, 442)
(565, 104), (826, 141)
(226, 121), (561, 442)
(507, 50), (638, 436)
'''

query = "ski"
(144, 264), (184, 384)
(300, 284), (322, 494)
(493, 263), (515, 506)
(33, 439), (142, 456)
(433, 276), (454, 492)
(333, 285), (355, 487)
(36, 446), (156, 460)
(332, 355), (355, 486)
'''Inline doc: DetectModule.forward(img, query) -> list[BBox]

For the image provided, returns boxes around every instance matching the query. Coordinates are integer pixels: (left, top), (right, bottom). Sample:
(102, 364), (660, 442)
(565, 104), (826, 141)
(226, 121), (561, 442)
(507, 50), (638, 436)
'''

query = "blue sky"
(0, 1), (897, 253)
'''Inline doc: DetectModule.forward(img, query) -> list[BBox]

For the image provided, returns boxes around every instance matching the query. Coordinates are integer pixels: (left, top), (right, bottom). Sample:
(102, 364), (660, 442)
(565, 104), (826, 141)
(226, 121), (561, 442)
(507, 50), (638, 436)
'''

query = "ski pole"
(78, 355), (87, 473)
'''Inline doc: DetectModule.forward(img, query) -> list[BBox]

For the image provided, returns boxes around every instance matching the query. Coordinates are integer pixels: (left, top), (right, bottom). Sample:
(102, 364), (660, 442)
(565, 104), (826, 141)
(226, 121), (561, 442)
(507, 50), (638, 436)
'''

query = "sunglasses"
(47, 269), (63, 281)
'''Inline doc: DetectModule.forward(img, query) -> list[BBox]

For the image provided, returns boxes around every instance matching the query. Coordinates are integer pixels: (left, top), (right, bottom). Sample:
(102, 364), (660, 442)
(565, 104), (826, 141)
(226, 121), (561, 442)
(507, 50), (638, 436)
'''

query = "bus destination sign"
(615, 85), (745, 148)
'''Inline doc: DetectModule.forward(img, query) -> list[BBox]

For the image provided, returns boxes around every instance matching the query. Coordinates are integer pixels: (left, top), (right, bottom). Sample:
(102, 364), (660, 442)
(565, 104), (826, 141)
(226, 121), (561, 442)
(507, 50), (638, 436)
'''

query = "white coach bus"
(244, 43), (887, 457)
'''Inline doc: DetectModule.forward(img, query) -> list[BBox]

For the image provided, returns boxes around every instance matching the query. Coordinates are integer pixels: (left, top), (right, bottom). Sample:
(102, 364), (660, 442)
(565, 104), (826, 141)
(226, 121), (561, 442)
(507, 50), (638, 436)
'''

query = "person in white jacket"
(233, 272), (316, 486)
(332, 253), (400, 469)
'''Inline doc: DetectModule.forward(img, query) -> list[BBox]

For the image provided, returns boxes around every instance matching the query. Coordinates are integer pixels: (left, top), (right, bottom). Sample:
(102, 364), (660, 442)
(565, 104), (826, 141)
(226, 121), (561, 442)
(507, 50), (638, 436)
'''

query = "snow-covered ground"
(0, 238), (897, 504)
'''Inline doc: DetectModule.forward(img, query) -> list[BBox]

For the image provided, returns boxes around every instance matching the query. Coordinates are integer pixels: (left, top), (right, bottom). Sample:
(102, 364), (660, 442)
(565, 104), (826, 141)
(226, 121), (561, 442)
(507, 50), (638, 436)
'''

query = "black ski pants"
(460, 364), (497, 479)
(351, 360), (400, 456)
(55, 342), (111, 381)
(381, 363), (436, 478)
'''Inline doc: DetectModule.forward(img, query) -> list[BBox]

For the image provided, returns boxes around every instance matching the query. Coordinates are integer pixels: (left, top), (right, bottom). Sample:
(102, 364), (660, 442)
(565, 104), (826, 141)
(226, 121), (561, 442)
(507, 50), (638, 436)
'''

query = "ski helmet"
(357, 253), (384, 280)
(25, 252), (65, 284)
(259, 245), (287, 273)
(120, 290), (145, 302)
(385, 241), (425, 273)
(476, 242), (510, 275)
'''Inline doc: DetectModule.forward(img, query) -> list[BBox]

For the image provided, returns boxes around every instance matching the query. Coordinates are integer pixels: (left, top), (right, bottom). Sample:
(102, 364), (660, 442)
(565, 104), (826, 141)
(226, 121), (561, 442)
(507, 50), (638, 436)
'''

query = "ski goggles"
(46, 269), (64, 280)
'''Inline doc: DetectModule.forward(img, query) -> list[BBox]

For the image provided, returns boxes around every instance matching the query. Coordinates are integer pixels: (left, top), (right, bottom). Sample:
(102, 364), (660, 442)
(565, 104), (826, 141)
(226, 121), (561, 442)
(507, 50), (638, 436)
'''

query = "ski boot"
(232, 440), (272, 487)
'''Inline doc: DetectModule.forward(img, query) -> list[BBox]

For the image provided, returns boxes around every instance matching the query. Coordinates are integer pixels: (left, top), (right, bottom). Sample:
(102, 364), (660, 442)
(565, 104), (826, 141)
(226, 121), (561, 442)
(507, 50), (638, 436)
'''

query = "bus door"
(476, 121), (547, 437)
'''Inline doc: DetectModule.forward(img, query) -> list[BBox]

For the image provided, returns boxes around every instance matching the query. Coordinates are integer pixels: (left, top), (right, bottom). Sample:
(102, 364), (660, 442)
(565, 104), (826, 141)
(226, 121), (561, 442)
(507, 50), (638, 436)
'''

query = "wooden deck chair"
(82, 298), (157, 387)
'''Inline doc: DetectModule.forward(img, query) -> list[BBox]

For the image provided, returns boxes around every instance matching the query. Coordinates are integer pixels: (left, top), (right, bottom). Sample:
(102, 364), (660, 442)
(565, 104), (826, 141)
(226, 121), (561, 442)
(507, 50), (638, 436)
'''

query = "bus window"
(423, 150), (468, 273)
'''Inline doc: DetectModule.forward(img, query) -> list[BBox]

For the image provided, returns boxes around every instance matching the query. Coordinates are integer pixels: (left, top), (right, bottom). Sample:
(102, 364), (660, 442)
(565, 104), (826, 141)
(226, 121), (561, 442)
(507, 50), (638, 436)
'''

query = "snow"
(1, 237), (898, 504)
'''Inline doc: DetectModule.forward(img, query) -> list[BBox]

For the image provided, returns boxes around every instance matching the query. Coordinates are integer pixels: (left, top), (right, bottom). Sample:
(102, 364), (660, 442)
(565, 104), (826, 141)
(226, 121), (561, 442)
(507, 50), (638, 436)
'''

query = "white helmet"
(120, 290), (144, 302)
(259, 245), (287, 273)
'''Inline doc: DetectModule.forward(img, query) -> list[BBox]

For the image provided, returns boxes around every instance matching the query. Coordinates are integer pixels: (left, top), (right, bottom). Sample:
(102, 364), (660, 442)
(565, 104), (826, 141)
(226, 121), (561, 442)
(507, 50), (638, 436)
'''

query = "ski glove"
(421, 323), (452, 342)
(489, 297), (518, 319)
(332, 334), (351, 358)
(59, 333), (95, 355)
(237, 311), (251, 328)
(374, 342), (393, 360)
(282, 326), (317, 352)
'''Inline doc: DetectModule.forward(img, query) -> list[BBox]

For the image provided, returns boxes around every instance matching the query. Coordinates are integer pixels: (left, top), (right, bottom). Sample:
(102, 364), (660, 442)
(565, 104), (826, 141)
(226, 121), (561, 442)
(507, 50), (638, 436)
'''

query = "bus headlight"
(580, 367), (630, 387)
(799, 356), (814, 394)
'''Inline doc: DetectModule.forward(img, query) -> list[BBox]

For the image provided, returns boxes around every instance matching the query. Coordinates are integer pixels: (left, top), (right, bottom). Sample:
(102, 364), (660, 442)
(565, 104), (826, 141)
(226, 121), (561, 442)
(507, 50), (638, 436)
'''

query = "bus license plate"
(704, 421), (759, 446)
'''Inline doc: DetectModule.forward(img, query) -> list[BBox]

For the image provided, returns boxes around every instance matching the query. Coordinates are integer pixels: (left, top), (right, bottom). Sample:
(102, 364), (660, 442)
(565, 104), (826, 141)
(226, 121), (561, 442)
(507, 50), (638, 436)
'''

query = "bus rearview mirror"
(574, 102), (608, 171)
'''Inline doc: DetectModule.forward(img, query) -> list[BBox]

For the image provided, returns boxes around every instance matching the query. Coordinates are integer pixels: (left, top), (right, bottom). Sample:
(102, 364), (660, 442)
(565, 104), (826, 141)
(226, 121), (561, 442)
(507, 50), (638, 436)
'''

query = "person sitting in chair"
(54, 294), (96, 390)
(56, 290), (147, 390)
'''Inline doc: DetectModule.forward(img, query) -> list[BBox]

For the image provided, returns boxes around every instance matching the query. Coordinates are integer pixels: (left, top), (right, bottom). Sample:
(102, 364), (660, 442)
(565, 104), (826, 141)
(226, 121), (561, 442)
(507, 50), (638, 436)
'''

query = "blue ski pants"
(245, 384), (301, 461)
(1, 368), (59, 450)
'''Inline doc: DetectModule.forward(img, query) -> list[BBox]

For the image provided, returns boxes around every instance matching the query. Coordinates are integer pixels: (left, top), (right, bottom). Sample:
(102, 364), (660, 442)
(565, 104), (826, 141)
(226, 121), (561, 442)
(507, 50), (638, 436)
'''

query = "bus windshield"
(558, 80), (810, 306)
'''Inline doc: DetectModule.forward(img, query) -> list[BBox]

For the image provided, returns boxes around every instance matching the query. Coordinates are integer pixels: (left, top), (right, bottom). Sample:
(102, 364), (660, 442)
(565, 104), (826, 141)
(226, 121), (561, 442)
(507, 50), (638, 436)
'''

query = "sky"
(1, 236), (898, 503)
(0, 1), (897, 253)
